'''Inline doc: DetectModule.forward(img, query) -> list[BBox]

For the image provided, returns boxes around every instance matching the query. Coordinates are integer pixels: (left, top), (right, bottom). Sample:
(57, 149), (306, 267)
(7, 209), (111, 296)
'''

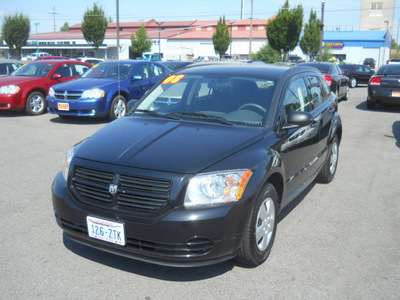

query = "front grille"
(72, 166), (171, 212)
(54, 90), (83, 101)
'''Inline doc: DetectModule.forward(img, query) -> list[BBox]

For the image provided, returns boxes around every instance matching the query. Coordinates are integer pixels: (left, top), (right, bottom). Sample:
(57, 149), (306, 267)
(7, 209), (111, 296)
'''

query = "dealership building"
(0, 19), (391, 67)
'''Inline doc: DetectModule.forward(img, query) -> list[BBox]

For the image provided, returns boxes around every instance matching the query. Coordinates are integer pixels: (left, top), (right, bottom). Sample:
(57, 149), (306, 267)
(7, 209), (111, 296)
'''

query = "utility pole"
(227, 20), (235, 57)
(35, 23), (40, 54)
(318, 0), (325, 61)
(49, 6), (59, 32)
(248, 0), (253, 58)
(116, 0), (120, 60)
(156, 21), (164, 59)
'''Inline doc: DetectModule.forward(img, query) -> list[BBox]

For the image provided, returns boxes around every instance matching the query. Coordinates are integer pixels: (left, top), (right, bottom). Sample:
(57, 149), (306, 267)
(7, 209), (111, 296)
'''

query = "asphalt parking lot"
(1, 86), (399, 300)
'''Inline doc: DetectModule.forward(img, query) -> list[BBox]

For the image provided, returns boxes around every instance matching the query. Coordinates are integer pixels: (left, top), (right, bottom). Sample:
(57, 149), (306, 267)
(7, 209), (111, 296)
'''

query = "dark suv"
(52, 64), (342, 267)
(339, 64), (374, 88)
(363, 58), (375, 69)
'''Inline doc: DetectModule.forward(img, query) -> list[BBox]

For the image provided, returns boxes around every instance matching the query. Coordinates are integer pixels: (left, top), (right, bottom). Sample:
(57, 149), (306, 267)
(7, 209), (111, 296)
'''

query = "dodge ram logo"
(109, 184), (118, 195)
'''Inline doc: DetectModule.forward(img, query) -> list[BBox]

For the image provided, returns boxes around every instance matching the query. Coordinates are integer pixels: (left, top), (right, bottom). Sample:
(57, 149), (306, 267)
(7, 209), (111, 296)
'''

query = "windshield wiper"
(166, 112), (234, 126)
(134, 109), (179, 120)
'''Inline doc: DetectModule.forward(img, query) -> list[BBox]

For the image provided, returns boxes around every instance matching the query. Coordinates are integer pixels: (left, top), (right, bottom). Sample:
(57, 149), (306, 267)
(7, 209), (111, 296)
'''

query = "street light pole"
(116, 0), (120, 60)
(228, 20), (234, 57)
(248, 0), (253, 59)
(318, 0), (325, 61)
(156, 21), (164, 60)
(35, 23), (40, 55)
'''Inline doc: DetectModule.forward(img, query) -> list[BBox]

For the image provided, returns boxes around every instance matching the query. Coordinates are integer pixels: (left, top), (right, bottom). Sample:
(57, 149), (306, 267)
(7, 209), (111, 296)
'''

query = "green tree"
(266, 0), (303, 61)
(60, 22), (69, 32)
(391, 38), (399, 49)
(251, 43), (281, 63)
(81, 3), (108, 57)
(130, 24), (152, 59)
(212, 16), (230, 59)
(322, 46), (333, 62)
(2, 13), (30, 60)
(300, 9), (320, 62)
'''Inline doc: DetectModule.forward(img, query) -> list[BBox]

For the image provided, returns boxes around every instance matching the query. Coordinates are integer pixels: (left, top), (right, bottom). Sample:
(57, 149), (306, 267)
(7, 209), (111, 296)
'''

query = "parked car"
(301, 62), (349, 101)
(288, 55), (305, 63)
(51, 63), (342, 267)
(76, 57), (105, 65)
(339, 64), (374, 88)
(21, 52), (50, 61)
(160, 61), (193, 71)
(0, 60), (92, 115)
(367, 64), (400, 109)
(363, 58), (375, 69)
(0, 59), (21, 77)
(35, 56), (70, 61)
(47, 60), (171, 120)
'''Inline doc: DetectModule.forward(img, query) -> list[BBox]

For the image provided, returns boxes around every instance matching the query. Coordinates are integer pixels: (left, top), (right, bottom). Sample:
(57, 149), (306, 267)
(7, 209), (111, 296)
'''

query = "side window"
(55, 64), (72, 78)
(74, 64), (90, 76)
(319, 76), (331, 100)
(307, 76), (325, 109)
(283, 77), (310, 119)
(132, 65), (149, 79)
(0, 64), (7, 75)
(151, 64), (165, 77)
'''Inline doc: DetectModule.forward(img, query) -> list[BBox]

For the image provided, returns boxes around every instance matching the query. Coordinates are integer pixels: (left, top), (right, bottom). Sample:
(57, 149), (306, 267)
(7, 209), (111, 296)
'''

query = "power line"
(49, 6), (59, 32)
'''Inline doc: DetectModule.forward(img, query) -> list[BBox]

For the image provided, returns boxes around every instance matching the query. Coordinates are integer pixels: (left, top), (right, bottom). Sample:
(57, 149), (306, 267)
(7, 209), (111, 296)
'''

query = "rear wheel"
(316, 135), (339, 183)
(25, 91), (46, 115)
(350, 77), (357, 88)
(342, 85), (349, 101)
(108, 95), (127, 121)
(236, 183), (278, 266)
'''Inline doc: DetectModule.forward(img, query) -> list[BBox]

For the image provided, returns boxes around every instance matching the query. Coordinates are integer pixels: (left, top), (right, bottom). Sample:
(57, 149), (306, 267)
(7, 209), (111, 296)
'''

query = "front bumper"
(0, 94), (23, 110)
(52, 172), (252, 267)
(47, 96), (108, 117)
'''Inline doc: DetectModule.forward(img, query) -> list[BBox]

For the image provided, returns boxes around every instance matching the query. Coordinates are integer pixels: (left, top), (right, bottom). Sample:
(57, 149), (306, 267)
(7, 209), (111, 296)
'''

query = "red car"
(0, 60), (92, 115)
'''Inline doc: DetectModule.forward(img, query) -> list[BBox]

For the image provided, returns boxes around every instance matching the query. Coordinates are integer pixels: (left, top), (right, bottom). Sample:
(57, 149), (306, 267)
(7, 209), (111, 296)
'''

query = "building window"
(370, 2), (383, 16)
(258, 25), (265, 30)
(232, 26), (238, 30)
(207, 27), (213, 31)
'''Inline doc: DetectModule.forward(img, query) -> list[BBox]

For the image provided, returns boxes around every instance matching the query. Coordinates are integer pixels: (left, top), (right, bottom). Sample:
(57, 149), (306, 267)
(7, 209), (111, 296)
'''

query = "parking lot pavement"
(1, 87), (399, 299)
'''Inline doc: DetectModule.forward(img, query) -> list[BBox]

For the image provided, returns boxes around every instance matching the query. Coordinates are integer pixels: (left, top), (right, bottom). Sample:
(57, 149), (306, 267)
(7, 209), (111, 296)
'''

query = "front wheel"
(316, 135), (339, 183)
(108, 95), (127, 121)
(236, 183), (278, 266)
(25, 91), (46, 115)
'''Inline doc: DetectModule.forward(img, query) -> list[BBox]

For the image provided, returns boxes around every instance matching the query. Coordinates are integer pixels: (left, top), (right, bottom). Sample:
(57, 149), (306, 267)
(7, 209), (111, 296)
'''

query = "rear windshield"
(377, 65), (400, 75)
(302, 63), (330, 73)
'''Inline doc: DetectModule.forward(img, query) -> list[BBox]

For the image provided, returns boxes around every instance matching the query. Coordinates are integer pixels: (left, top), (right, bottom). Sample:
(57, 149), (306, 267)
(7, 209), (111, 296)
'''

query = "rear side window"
(74, 64), (91, 76)
(54, 64), (73, 78)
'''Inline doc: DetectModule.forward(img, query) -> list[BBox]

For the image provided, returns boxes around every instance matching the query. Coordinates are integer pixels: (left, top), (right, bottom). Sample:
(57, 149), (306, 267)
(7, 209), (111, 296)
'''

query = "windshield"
(12, 62), (55, 77)
(82, 63), (133, 80)
(377, 65), (400, 75)
(133, 73), (276, 127)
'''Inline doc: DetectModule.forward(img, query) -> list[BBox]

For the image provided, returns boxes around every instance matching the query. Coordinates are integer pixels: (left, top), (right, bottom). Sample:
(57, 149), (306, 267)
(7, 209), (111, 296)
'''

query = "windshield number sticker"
(162, 75), (186, 84)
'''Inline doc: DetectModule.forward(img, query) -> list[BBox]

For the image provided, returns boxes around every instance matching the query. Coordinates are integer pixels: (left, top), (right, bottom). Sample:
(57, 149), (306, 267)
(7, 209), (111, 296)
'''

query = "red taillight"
(323, 75), (333, 86)
(369, 77), (381, 86)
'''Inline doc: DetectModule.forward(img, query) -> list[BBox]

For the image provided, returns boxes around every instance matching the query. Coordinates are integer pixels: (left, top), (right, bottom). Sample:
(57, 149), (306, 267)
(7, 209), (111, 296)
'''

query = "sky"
(1, 0), (400, 41)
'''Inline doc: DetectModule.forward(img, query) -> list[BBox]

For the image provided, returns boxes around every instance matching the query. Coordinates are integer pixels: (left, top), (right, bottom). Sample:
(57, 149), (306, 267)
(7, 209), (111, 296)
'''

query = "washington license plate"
(392, 91), (400, 97)
(58, 102), (69, 111)
(86, 216), (126, 246)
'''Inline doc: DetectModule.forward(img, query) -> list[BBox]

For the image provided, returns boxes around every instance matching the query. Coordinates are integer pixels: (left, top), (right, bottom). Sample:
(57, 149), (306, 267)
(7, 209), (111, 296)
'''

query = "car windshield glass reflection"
(82, 63), (133, 80)
(12, 63), (55, 78)
(377, 65), (400, 75)
(134, 74), (276, 127)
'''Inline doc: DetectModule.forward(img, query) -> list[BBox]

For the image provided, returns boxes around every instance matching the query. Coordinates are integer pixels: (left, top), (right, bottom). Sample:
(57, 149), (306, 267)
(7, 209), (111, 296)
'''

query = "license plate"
(58, 102), (69, 111)
(392, 91), (400, 97)
(86, 216), (126, 246)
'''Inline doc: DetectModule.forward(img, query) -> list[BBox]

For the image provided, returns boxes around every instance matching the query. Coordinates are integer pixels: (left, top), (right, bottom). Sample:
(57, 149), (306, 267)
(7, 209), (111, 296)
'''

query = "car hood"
(52, 78), (120, 91)
(75, 116), (264, 174)
(0, 75), (44, 86)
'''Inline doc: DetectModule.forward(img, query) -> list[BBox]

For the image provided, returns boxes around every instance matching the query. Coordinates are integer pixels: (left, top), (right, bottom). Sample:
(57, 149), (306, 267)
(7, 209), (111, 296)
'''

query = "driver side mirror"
(53, 73), (62, 79)
(282, 111), (314, 130)
(132, 75), (143, 81)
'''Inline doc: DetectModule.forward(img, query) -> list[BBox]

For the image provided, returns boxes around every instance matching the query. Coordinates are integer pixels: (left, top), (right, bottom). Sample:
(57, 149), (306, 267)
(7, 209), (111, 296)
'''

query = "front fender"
(329, 112), (342, 143)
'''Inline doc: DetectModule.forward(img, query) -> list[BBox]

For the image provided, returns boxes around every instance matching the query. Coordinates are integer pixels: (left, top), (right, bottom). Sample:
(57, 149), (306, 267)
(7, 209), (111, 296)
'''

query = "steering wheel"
(238, 103), (267, 114)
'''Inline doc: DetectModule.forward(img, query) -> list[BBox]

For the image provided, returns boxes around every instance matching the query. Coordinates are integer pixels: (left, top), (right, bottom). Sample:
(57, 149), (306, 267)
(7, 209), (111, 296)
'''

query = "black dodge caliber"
(52, 63), (342, 267)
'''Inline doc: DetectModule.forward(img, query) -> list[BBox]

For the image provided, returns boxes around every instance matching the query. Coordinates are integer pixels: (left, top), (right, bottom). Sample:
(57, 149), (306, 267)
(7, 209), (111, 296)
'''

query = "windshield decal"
(162, 74), (186, 84)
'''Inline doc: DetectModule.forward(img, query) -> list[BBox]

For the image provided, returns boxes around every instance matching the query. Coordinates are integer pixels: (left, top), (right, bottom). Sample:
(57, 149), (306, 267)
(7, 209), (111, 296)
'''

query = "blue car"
(47, 60), (171, 120)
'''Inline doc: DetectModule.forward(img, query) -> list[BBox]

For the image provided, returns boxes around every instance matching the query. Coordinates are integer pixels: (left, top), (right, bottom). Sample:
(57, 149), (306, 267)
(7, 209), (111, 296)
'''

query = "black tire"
(25, 91), (46, 115)
(236, 183), (278, 266)
(366, 99), (375, 109)
(350, 77), (357, 88)
(342, 85), (349, 101)
(108, 95), (127, 121)
(316, 135), (339, 183)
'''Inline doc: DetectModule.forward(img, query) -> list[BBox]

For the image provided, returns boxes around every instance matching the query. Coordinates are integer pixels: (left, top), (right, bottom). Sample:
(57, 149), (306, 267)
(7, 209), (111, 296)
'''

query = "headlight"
(81, 88), (105, 99)
(62, 147), (75, 181)
(184, 169), (253, 207)
(0, 85), (20, 95)
(48, 87), (55, 97)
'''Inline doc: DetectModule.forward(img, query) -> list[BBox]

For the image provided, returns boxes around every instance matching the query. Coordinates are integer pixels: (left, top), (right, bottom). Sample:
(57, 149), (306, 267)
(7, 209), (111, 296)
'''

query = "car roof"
(28, 60), (91, 66)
